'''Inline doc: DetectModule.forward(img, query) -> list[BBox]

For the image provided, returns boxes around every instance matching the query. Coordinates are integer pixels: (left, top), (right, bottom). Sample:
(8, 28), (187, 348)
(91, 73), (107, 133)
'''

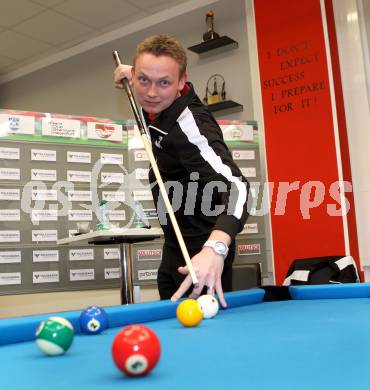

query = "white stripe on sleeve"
(177, 107), (247, 219)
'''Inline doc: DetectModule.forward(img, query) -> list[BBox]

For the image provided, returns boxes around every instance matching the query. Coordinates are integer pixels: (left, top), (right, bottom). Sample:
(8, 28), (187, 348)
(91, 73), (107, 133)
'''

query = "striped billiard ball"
(35, 316), (74, 356)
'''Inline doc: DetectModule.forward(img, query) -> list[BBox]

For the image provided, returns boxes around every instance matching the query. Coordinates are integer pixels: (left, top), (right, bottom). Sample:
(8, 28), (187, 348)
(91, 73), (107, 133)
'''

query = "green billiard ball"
(35, 316), (74, 356)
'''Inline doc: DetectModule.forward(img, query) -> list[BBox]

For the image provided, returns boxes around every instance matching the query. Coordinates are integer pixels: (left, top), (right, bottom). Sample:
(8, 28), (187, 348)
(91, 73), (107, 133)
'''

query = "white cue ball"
(197, 294), (219, 319)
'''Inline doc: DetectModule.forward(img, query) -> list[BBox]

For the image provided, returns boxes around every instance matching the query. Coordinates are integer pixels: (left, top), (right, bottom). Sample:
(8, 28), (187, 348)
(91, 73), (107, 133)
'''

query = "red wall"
(254, 0), (359, 283)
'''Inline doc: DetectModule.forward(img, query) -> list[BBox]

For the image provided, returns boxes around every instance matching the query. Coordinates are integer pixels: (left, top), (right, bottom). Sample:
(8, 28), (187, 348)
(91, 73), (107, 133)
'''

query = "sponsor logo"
(31, 169), (57, 181)
(137, 249), (162, 261)
(0, 231), (20, 242)
(67, 190), (92, 202)
(33, 250), (59, 263)
(102, 191), (125, 202)
(101, 172), (124, 184)
(0, 189), (20, 200)
(154, 136), (163, 149)
(31, 210), (58, 221)
(95, 124), (115, 138)
(143, 209), (158, 219)
(0, 147), (19, 160)
(68, 210), (92, 221)
(0, 114), (35, 134)
(0, 168), (20, 180)
(133, 190), (152, 201)
(135, 168), (149, 180)
(104, 268), (121, 279)
(67, 170), (91, 183)
(33, 271), (59, 284)
(0, 272), (21, 285)
(138, 269), (158, 281)
(238, 243), (261, 256)
(42, 118), (80, 138)
(242, 223), (259, 234)
(240, 167), (257, 178)
(232, 150), (255, 160)
(69, 248), (94, 261)
(0, 251), (21, 264)
(220, 123), (254, 141)
(31, 149), (56, 161)
(70, 269), (95, 281)
(108, 210), (126, 221)
(9, 116), (20, 132)
(67, 151), (91, 163)
(87, 122), (122, 141)
(134, 150), (149, 161)
(32, 190), (58, 201)
(100, 153), (123, 165)
(0, 209), (20, 221)
(104, 248), (120, 260)
(32, 230), (57, 242)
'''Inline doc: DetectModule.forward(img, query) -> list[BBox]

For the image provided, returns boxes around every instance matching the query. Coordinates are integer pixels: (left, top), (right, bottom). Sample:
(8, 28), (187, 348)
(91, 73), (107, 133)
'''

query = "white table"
(58, 227), (163, 304)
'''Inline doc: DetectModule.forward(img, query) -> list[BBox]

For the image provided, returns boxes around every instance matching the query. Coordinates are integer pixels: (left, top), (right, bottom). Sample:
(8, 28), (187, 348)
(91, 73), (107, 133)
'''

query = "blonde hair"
(133, 34), (187, 77)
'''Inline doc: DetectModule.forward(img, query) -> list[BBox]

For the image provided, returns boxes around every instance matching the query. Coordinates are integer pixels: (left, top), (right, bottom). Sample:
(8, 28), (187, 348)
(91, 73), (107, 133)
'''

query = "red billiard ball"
(112, 324), (161, 376)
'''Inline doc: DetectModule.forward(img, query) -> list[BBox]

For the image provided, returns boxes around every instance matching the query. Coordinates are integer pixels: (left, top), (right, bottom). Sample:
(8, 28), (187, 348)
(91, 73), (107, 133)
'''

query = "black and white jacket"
(143, 82), (250, 250)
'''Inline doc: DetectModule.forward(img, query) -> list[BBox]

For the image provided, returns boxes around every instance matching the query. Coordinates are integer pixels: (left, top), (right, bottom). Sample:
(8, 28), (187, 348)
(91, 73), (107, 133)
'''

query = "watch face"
(215, 241), (227, 255)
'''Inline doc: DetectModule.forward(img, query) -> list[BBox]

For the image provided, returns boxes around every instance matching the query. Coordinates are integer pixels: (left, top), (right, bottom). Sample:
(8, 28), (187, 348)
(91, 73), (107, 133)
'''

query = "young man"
(114, 35), (249, 307)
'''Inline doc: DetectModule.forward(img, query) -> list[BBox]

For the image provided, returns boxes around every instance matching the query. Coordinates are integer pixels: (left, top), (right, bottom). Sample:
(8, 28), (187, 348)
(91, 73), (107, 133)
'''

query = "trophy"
(203, 10), (220, 42)
(203, 74), (226, 105)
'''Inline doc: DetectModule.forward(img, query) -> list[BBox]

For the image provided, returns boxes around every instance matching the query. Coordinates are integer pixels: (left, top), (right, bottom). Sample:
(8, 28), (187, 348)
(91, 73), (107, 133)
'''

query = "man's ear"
(178, 72), (187, 91)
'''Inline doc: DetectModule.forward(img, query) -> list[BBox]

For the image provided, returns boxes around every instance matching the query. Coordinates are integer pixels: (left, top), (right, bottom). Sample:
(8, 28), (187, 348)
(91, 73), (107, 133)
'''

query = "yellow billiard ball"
(176, 299), (203, 327)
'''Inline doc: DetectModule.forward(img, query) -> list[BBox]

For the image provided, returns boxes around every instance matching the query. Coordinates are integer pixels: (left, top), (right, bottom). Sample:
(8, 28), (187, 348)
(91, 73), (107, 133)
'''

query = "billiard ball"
(35, 316), (74, 356)
(197, 294), (219, 319)
(79, 306), (109, 335)
(176, 299), (203, 327)
(112, 324), (161, 376)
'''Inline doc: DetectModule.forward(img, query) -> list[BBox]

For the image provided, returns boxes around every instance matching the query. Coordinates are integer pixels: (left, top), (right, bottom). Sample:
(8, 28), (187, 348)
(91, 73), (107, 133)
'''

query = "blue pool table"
(1, 283), (370, 390)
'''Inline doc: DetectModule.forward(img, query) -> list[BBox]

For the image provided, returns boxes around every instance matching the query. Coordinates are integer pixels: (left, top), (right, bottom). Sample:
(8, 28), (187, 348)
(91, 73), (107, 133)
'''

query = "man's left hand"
(170, 246), (227, 308)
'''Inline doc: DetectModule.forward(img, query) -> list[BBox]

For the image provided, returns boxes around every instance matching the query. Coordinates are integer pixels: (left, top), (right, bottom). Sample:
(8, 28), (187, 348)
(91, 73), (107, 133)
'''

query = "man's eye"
(138, 76), (148, 83)
(159, 80), (170, 87)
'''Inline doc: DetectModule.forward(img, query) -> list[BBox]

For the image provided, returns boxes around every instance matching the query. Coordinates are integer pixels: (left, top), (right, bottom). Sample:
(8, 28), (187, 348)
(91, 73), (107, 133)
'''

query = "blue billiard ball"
(79, 306), (109, 335)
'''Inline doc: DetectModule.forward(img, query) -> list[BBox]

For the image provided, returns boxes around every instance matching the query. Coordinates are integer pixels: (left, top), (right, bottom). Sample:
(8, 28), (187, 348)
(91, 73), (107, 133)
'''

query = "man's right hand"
(114, 64), (133, 89)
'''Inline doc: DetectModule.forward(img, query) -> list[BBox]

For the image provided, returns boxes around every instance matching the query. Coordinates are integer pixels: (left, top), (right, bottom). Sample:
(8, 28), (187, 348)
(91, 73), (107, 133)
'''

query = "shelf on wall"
(187, 36), (238, 54)
(206, 100), (243, 114)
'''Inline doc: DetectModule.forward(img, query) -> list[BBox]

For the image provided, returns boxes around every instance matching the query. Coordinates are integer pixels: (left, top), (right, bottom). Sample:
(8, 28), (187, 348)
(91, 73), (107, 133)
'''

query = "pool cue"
(112, 51), (198, 286)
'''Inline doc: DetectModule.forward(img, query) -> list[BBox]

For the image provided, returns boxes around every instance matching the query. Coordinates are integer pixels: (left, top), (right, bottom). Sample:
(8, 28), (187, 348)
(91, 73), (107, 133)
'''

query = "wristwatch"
(203, 240), (229, 260)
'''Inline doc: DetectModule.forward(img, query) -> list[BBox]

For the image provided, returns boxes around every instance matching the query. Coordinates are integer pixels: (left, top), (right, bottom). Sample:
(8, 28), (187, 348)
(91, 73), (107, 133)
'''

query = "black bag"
(283, 256), (359, 286)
